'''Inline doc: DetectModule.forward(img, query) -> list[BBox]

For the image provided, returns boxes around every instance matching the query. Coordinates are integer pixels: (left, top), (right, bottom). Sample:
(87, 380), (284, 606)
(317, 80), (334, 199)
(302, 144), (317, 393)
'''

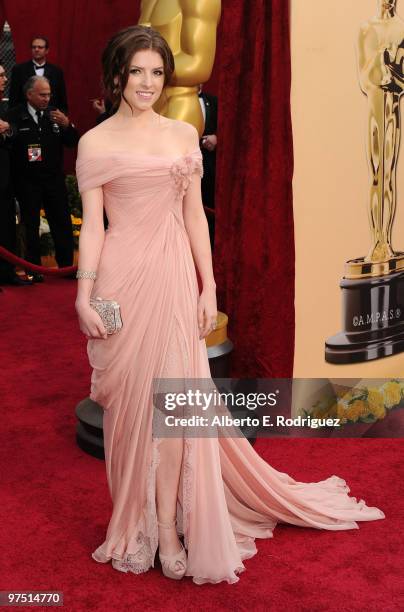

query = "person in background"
(7, 76), (78, 282)
(198, 83), (217, 249)
(9, 36), (68, 112)
(0, 61), (32, 286)
(92, 97), (114, 125)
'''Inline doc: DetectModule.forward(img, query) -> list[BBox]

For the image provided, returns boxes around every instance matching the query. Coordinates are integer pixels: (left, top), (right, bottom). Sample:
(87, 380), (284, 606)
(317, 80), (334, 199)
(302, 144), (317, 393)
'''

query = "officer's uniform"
(7, 103), (79, 267)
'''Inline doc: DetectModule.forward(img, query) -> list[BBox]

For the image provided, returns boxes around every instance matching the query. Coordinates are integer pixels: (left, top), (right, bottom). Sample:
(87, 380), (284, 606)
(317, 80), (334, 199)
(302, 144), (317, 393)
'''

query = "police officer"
(7, 75), (79, 281)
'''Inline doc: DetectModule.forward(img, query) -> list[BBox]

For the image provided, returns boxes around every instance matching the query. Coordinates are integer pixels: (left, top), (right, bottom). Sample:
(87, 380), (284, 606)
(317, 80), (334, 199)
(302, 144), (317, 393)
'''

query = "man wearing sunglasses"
(8, 36), (68, 112)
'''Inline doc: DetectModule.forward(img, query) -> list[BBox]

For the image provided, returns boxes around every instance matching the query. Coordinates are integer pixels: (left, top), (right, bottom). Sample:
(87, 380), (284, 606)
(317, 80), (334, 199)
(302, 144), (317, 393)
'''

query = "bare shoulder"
(172, 118), (198, 137)
(78, 121), (111, 155)
(169, 118), (199, 152)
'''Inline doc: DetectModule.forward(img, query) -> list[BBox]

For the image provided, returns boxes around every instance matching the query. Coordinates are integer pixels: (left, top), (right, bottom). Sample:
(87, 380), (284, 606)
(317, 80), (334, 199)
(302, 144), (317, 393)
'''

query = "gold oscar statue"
(350, 0), (404, 273)
(138, 0), (221, 137)
(326, 0), (404, 363)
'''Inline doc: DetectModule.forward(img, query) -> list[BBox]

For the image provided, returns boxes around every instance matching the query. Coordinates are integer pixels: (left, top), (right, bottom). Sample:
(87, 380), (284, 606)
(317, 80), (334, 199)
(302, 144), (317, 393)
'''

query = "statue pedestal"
(325, 268), (404, 364)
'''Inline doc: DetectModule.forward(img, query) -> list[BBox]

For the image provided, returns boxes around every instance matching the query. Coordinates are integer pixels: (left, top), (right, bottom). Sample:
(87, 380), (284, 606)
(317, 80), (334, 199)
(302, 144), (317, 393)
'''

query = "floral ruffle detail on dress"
(170, 154), (204, 201)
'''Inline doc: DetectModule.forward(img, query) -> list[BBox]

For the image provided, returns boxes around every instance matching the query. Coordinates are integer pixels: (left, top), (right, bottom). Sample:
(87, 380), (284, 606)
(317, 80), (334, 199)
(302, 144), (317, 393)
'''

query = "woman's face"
(122, 48), (165, 110)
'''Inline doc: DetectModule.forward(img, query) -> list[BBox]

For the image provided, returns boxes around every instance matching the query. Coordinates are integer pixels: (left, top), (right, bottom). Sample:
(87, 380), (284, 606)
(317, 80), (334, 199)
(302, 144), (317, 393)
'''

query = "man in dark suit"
(0, 61), (32, 286)
(198, 84), (218, 250)
(8, 36), (68, 112)
(8, 75), (78, 281)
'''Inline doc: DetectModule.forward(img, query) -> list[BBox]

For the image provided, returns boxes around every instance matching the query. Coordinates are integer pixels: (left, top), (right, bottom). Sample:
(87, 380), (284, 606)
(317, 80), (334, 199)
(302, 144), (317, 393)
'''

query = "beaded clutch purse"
(89, 297), (123, 335)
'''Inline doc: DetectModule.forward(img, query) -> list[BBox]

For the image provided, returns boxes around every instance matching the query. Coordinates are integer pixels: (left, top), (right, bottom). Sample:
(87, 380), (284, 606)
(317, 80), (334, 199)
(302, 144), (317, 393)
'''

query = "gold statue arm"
(357, 27), (393, 92)
(169, 0), (221, 86)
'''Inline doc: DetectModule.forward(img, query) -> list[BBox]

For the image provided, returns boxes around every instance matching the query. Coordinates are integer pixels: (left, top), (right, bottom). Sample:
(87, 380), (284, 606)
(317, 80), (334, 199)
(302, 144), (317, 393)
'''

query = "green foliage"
(66, 174), (82, 218)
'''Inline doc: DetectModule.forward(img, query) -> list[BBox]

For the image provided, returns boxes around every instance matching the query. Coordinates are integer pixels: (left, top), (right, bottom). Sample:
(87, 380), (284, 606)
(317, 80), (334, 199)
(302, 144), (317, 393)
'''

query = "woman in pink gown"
(75, 26), (384, 586)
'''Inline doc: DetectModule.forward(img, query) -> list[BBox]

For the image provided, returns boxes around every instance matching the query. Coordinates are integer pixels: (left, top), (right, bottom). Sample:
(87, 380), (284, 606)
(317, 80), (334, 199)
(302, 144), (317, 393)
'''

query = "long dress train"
(76, 146), (385, 586)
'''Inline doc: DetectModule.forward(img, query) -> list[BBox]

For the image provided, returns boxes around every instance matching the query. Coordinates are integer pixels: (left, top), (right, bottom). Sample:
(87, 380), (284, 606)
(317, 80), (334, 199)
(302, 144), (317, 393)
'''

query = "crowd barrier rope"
(0, 205), (215, 277)
(0, 246), (77, 276)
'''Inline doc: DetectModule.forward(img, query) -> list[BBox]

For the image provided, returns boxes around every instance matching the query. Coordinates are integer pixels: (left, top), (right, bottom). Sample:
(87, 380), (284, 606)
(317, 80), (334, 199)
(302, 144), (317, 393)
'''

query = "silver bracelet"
(76, 270), (97, 280)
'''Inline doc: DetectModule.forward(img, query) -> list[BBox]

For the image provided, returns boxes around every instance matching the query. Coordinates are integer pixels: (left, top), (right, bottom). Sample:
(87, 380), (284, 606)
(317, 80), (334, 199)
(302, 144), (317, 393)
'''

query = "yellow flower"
(372, 403), (386, 420)
(367, 388), (384, 413)
(346, 400), (368, 422)
(335, 388), (353, 402)
(381, 381), (401, 409)
(73, 230), (80, 236)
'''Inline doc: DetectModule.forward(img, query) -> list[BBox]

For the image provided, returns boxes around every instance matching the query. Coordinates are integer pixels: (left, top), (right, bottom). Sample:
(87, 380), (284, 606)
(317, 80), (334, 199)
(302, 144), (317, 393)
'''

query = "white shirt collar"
(27, 103), (42, 122)
(198, 96), (206, 122)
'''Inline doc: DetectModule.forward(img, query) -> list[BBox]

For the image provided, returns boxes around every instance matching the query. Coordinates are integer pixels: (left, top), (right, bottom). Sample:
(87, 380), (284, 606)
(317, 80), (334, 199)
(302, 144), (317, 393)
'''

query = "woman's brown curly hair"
(101, 25), (175, 112)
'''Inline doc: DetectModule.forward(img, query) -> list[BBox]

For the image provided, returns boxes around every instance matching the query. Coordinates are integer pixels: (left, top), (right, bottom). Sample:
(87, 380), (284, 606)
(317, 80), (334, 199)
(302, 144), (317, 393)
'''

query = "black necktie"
(36, 110), (43, 124)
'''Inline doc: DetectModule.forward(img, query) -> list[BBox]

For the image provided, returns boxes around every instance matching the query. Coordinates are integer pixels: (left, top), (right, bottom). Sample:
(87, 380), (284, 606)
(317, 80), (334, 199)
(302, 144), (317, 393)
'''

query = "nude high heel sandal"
(157, 518), (187, 580)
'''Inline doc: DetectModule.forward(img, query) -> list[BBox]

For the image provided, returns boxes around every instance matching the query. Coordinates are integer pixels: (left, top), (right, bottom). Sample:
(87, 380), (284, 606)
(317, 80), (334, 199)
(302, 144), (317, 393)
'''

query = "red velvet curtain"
(0, 0), (294, 378)
(214, 0), (294, 377)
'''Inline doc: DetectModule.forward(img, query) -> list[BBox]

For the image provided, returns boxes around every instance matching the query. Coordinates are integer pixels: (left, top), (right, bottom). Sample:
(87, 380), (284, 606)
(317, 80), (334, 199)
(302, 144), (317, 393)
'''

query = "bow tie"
(198, 92), (203, 98)
(34, 64), (45, 70)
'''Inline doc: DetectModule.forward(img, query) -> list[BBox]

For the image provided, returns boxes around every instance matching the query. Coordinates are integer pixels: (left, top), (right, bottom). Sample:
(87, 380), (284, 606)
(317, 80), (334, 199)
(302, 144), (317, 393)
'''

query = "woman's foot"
(157, 518), (187, 580)
(157, 517), (183, 555)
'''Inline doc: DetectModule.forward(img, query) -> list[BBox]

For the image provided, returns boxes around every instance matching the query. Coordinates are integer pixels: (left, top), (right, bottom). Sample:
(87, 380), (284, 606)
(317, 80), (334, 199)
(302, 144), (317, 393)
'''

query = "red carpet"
(1, 277), (402, 611)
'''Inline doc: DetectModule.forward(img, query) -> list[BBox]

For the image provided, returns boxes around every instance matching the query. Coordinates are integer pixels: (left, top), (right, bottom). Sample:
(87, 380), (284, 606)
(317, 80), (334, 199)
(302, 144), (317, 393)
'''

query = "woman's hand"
(75, 300), (107, 340)
(197, 286), (218, 339)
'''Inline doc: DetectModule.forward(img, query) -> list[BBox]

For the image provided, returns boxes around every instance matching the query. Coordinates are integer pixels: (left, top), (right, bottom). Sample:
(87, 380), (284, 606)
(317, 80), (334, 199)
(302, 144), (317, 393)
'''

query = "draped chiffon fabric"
(75, 147), (385, 585)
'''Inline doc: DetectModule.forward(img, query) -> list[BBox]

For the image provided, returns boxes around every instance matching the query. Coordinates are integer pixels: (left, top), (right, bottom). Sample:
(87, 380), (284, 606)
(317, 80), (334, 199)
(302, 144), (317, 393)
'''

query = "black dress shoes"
(0, 273), (33, 286)
(28, 272), (45, 283)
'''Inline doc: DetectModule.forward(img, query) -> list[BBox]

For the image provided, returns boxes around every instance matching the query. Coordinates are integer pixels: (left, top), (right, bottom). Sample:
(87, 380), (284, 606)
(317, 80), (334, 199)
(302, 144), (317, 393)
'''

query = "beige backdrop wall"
(292, 0), (404, 377)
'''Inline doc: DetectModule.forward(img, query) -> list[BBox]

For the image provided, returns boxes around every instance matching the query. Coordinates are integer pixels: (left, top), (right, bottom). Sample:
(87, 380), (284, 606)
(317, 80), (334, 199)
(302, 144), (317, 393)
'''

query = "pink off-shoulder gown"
(75, 146), (385, 585)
